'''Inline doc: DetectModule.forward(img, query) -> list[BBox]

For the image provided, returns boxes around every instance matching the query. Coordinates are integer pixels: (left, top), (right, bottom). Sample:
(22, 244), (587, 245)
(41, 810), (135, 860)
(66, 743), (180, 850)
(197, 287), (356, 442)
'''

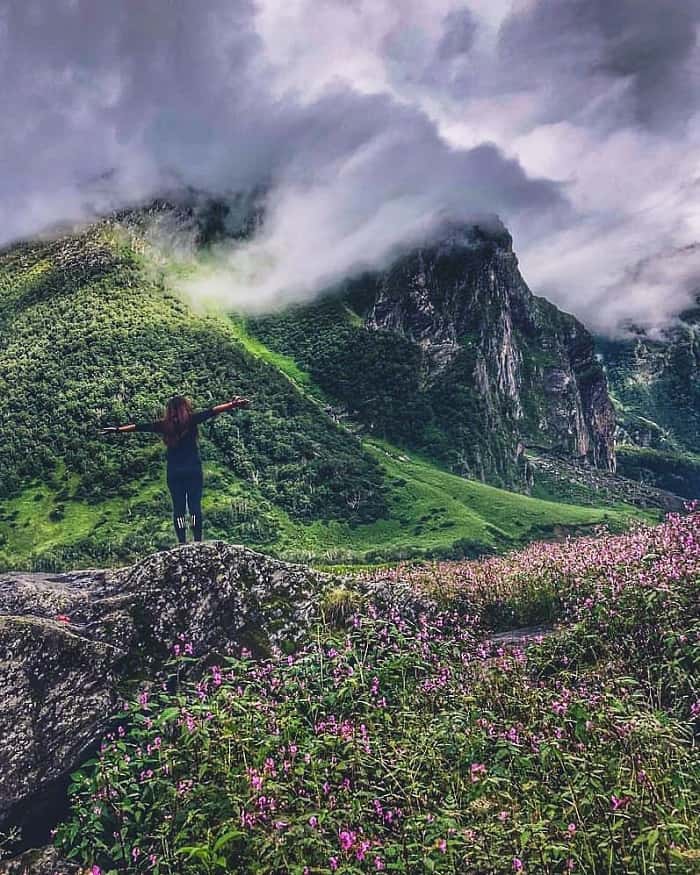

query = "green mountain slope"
(0, 222), (644, 570)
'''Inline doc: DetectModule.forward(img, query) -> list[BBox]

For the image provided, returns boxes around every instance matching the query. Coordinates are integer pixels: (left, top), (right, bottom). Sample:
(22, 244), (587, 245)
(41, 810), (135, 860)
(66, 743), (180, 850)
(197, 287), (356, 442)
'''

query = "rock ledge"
(0, 542), (335, 850)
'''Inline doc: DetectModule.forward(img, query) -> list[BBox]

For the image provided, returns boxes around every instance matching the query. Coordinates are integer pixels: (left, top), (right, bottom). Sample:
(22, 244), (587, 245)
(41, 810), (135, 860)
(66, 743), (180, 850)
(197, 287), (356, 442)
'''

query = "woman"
(102, 395), (250, 544)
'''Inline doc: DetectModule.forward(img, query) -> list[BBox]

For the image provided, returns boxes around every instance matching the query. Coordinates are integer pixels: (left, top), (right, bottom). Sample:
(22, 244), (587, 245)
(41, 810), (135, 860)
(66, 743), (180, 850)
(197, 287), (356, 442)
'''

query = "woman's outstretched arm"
(212, 396), (250, 414)
(194, 396), (250, 424)
(100, 421), (162, 435)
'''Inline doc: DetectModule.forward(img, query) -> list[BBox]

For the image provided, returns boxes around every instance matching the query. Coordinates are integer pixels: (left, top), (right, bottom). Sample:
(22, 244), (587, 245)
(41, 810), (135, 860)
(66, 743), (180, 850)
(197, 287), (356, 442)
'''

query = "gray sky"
(2, 0), (699, 333)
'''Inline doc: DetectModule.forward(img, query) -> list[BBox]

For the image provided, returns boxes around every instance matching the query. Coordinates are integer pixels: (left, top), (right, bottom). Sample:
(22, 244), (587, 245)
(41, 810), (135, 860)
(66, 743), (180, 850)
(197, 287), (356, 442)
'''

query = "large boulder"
(0, 543), (336, 852)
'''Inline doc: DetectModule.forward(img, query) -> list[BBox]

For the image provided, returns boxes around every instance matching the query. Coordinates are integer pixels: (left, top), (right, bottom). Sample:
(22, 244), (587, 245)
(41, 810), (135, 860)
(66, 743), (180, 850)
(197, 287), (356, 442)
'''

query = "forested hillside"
(599, 300), (700, 498)
(0, 229), (386, 516)
(0, 219), (639, 570)
(0, 224), (389, 566)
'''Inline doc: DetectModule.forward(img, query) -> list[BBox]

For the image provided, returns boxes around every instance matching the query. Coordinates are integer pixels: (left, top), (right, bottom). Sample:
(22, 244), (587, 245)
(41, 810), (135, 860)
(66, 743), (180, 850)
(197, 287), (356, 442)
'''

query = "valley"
(0, 214), (672, 571)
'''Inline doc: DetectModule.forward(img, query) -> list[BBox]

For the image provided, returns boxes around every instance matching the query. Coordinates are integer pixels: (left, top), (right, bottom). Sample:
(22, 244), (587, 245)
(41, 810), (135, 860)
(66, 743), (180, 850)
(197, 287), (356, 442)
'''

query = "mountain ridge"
(599, 297), (700, 497)
(250, 219), (616, 488)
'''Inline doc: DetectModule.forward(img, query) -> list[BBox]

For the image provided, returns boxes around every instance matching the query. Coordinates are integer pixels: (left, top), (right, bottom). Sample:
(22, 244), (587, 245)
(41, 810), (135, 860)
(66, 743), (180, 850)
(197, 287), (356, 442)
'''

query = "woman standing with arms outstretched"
(101, 395), (250, 544)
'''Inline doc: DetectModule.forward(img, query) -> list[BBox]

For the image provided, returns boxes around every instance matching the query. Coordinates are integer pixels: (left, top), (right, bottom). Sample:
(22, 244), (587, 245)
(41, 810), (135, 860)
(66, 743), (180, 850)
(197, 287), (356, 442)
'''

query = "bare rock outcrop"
(0, 846), (82, 875)
(364, 221), (617, 484)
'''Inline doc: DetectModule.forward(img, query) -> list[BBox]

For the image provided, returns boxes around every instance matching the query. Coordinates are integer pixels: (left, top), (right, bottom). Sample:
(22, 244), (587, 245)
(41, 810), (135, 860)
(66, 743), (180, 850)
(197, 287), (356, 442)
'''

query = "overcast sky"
(1, 0), (699, 334)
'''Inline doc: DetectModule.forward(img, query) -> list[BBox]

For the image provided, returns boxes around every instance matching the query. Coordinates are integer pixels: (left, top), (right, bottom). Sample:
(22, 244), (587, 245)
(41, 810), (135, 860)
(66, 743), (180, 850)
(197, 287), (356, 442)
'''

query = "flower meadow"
(57, 511), (700, 873)
(362, 506), (699, 636)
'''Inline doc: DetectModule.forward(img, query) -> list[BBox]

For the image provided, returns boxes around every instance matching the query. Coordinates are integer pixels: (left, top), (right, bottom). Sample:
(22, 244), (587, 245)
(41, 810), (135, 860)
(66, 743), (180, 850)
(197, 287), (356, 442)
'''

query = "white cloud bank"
(1, 0), (699, 333)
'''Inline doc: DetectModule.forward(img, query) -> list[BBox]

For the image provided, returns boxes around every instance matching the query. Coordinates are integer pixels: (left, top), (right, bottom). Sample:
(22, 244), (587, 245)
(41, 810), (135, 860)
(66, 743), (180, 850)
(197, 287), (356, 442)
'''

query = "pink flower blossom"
(339, 828), (356, 851)
(356, 839), (371, 861)
(470, 762), (486, 782)
(611, 795), (631, 811)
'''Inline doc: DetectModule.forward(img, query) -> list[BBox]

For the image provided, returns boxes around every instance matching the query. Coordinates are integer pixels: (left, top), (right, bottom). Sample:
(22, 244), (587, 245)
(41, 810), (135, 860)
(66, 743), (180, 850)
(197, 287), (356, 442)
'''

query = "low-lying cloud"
(1, 0), (699, 334)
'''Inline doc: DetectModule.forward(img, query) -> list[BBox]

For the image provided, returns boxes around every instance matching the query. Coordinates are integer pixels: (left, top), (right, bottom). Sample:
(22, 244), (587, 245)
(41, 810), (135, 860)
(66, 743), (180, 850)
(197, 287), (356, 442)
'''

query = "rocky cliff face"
(599, 297), (700, 453)
(358, 222), (617, 480)
(597, 300), (700, 498)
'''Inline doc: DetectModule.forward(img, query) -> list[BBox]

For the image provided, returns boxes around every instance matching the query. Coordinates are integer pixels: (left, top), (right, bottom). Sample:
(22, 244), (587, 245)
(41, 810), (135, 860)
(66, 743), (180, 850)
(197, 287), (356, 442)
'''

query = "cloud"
(489, 0), (700, 333)
(1, 0), (699, 333)
(409, 0), (700, 333)
(179, 135), (567, 313)
(498, 0), (700, 130)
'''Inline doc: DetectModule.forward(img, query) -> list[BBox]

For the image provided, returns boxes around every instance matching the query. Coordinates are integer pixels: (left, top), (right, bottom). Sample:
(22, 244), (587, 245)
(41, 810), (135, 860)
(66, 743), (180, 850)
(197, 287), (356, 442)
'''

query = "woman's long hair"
(161, 395), (195, 447)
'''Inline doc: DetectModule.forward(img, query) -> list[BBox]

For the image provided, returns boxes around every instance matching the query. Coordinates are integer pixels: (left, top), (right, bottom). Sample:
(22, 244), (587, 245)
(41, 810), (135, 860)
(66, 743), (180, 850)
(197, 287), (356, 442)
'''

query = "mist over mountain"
(2, 0), (700, 334)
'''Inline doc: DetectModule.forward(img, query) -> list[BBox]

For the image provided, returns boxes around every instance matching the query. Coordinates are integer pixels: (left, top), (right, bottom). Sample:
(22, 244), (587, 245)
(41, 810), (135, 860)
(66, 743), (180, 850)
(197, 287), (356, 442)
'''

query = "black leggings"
(167, 466), (203, 543)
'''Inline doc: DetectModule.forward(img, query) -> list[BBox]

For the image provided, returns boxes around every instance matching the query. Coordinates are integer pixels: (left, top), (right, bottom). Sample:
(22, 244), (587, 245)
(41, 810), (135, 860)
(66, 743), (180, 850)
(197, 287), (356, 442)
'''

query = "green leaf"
(213, 829), (245, 853)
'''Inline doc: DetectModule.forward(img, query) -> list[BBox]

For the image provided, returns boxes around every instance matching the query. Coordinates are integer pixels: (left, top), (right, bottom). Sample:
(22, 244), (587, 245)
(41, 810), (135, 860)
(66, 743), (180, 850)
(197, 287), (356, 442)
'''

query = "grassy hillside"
(0, 223), (646, 570)
(0, 435), (639, 571)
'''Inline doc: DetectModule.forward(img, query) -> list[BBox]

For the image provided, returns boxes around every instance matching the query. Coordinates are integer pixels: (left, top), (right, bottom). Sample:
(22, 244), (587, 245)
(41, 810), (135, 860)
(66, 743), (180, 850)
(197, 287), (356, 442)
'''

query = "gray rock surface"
(365, 221), (617, 483)
(0, 846), (82, 875)
(0, 542), (335, 846)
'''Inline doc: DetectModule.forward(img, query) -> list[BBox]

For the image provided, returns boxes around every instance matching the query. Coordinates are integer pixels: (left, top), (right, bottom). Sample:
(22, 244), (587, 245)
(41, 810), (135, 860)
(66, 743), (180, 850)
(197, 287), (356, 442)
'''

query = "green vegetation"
(250, 295), (535, 487)
(601, 325), (700, 499)
(600, 328), (700, 458)
(57, 512), (700, 873)
(617, 445), (700, 500)
(0, 438), (639, 571)
(0, 222), (645, 571)
(354, 442), (635, 558)
(0, 226), (387, 567)
(226, 315), (317, 393)
(249, 299), (439, 455)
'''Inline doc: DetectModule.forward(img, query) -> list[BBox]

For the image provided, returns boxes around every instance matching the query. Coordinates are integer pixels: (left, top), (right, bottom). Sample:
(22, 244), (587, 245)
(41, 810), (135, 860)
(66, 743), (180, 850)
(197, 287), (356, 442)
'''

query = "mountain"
(0, 210), (654, 571)
(598, 299), (700, 498)
(250, 220), (616, 488)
